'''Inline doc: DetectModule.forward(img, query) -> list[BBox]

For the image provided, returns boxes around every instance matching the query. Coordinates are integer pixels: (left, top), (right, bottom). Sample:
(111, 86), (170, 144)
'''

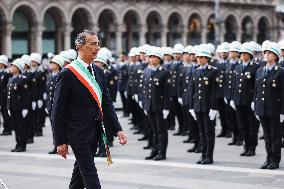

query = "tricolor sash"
(67, 60), (113, 165)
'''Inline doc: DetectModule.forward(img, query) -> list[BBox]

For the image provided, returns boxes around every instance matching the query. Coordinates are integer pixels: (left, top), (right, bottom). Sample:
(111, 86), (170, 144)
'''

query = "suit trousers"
(260, 116), (282, 164)
(11, 110), (27, 149)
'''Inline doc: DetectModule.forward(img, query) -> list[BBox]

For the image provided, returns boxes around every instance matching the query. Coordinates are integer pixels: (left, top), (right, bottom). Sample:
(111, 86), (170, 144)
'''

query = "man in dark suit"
(52, 30), (127, 189)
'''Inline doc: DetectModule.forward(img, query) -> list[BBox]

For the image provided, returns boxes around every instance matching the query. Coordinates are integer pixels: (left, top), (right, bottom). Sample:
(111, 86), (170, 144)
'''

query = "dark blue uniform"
(117, 62), (129, 116)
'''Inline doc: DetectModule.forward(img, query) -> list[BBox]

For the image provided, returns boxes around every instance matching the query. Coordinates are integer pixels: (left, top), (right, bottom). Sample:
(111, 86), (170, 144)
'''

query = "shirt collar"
(265, 63), (276, 71)
(77, 57), (90, 68)
(242, 60), (250, 66)
(201, 64), (208, 69)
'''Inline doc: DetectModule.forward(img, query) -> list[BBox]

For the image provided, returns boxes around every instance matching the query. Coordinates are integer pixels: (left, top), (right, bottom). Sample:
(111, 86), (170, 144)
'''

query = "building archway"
(224, 15), (238, 42)
(167, 12), (183, 46)
(187, 13), (202, 45)
(241, 16), (254, 43)
(207, 14), (215, 44)
(146, 11), (162, 46)
(257, 17), (270, 44)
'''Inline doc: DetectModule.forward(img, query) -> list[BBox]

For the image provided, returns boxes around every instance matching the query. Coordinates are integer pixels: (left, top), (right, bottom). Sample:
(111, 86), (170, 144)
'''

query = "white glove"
(8, 110), (11, 116)
(189, 109), (197, 120)
(124, 91), (127, 98)
(178, 98), (183, 105)
(139, 101), (143, 108)
(162, 109), (170, 119)
(22, 109), (28, 118)
(144, 110), (148, 115)
(134, 94), (139, 102)
(255, 115), (260, 121)
(209, 109), (217, 121)
(280, 114), (284, 123)
(43, 93), (47, 100)
(45, 108), (49, 114)
(32, 101), (36, 110)
(224, 98), (228, 104)
(230, 100), (236, 110)
(37, 100), (43, 109)
(251, 102), (255, 111)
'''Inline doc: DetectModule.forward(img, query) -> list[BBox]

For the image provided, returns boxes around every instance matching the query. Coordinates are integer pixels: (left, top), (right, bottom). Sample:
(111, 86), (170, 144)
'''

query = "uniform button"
(149, 90), (151, 92)
(149, 84), (151, 86)
(239, 90), (241, 93)
(219, 84), (222, 87)
(229, 86), (231, 89)
(263, 85), (265, 87)
(199, 96), (201, 99)
(199, 78), (201, 81)
(184, 89), (187, 92)
(8, 96), (10, 99)
(262, 98), (264, 101)
(150, 78), (152, 81)
(262, 91), (264, 94)
(239, 84), (241, 87)
(229, 81), (231, 84)
(149, 96), (151, 98)
(240, 79), (242, 81)
(229, 76), (232, 78)
(198, 84), (201, 87)
(199, 90), (201, 93)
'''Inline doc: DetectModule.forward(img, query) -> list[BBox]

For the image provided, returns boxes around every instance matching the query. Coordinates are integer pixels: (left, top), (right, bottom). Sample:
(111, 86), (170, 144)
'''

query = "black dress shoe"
(133, 129), (143, 134)
(187, 145), (197, 153)
(195, 147), (202, 153)
(201, 158), (213, 165)
(259, 135), (265, 140)
(225, 133), (232, 138)
(15, 148), (26, 152)
(217, 132), (226, 138)
(228, 139), (237, 145)
(138, 136), (148, 141)
(173, 132), (182, 136)
(27, 138), (34, 144)
(180, 131), (188, 136)
(35, 131), (43, 137)
(183, 138), (192, 143)
(240, 149), (248, 156)
(267, 162), (279, 170)
(143, 145), (152, 149)
(196, 157), (204, 164)
(1, 131), (12, 136)
(169, 126), (175, 130)
(145, 153), (158, 160)
(245, 150), (255, 156)
(11, 148), (17, 152)
(260, 161), (271, 169)
(235, 140), (243, 146)
(153, 154), (166, 161)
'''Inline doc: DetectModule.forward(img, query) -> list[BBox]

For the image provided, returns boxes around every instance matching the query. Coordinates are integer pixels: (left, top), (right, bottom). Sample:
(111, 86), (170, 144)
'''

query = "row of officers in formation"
(0, 39), (284, 170)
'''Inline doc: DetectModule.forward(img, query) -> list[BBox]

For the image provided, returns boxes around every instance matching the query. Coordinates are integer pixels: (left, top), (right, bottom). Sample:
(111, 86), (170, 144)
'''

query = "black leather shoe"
(228, 139), (237, 145)
(153, 154), (166, 161)
(35, 131), (43, 137)
(180, 131), (188, 136)
(235, 140), (243, 146)
(183, 138), (192, 143)
(15, 148), (26, 152)
(169, 126), (175, 130)
(187, 145), (197, 153)
(240, 149), (248, 156)
(11, 148), (17, 152)
(245, 150), (255, 156)
(133, 129), (143, 135)
(267, 162), (279, 170)
(201, 158), (213, 165)
(145, 153), (158, 160)
(195, 147), (202, 153)
(225, 133), (232, 138)
(260, 161), (271, 169)
(27, 138), (34, 144)
(259, 135), (265, 140)
(138, 136), (148, 141)
(196, 157), (204, 164)
(143, 145), (152, 149)
(217, 132), (226, 138)
(1, 131), (12, 136)
(173, 132), (182, 136)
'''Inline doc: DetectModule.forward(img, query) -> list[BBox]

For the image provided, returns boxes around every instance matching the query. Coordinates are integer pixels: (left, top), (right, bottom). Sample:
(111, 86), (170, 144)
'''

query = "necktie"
(87, 65), (93, 76)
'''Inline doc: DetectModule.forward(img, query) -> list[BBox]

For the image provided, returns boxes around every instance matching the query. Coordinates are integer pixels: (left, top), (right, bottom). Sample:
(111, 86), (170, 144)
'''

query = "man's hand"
(57, 144), (68, 159)
(117, 131), (127, 145)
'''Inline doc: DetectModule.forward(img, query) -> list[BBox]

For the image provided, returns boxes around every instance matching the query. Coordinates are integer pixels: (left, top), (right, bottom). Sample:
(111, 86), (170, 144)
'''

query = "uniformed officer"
(30, 53), (47, 137)
(231, 42), (260, 157)
(60, 50), (72, 67)
(170, 43), (184, 135)
(215, 42), (231, 138)
(7, 59), (30, 152)
(21, 55), (34, 144)
(253, 42), (284, 169)
(278, 40), (284, 146)
(143, 46), (170, 161)
(225, 41), (243, 146)
(117, 52), (129, 117)
(0, 55), (12, 136)
(189, 44), (218, 165)
(46, 55), (65, 154)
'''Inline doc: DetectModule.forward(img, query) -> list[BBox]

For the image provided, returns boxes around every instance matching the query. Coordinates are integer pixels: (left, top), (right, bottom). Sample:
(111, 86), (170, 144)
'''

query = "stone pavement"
(0, 110), (284, 189)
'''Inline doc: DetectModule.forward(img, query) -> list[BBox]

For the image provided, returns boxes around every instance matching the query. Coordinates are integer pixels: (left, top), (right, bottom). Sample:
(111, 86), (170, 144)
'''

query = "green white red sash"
(66, 60), (113, 165)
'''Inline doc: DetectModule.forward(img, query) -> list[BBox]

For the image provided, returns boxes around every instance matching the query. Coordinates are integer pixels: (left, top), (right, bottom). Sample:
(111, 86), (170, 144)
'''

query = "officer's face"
(229, 51), (239, 59)
(31, 61), (39, 68)
(183, 53), (191, 63)
(0, 63), (5, 70)
(140, 53), (146, 61)
(164, 55), (173, 62)
(240, 53), (251, 62)
(220, 52), (228, 60)
(10, 65), (20, 74)
(174, 53), (182, 61)
(129, 56), (136, 63)
(197, 56), (208, 65)
(149, 56), (161, 66)
(190, 54), (196, 62)
(78, 34), (100, 64)
(94, 61), (105, 69)
(119, 54), (127, 62)
(264, 51), (277, 64)
(49, 62), (60, 71)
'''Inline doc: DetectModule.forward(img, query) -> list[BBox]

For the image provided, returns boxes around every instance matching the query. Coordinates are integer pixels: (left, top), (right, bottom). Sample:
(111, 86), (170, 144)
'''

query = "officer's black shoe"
(153, 154), (166, 161)
(267, 162), (279, 170)
(187, 145), (197, 153)
(259, 135), (265, 140)
(228, 139), (237, 145)
(138, 136), (148, 141)
(225, 133), (232, 138)
(183, 138), (191, 143)
(1, 131), (12, 136)
(260, 161), (271, 169)
(27, 138), (34, 144)
(217, 132), (226, 138)
(133, 129), (143, 135)
(10, 148), (17, 152)
(201, 158), (213, 165)
(196, 157), (204, 164)
(143, 145), (152, 149)
(235, 140), (243, 146)
(35, 131), (43, 137)
(173, 131), (182, 136)
(145, 153), (158, 160)
(245, 150), (255, 156)
(195, 147), (202, 153)
(15, 148), (26, 152)
(169, 126), (175, 131)
(180, 131), (188, 136)
(240, 149), (248, 156)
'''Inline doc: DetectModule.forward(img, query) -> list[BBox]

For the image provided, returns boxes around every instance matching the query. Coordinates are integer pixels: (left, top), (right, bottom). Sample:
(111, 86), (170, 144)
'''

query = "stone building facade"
(0, 0), (277, 58)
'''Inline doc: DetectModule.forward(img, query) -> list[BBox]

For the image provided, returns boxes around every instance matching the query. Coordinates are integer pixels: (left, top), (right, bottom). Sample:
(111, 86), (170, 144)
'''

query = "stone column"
(161, 25), (168, 47)
(182, 25), (187, 45)
(236, 27), (242, 42)
(33, 23), (44, 54)
(3, 22), (13, 58)
(64, 23), (73, 50)
(116, 24), (123, 54)
(139, 24), (147, 46)
(201, 26), (207, 43)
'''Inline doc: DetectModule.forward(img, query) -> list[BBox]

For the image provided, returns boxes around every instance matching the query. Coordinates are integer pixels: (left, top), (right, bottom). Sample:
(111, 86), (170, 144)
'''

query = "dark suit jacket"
(52, 63), (122, 146)
(254, 66), (284, 117)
